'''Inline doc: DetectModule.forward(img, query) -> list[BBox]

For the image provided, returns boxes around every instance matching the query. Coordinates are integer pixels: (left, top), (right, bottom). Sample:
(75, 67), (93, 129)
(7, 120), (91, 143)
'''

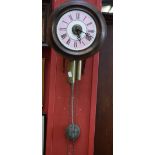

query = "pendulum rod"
(71, 82), (75, 124)
(67, 60), (82, 124)
(66, 59), (82, 155)
(67, 60), (76, 124)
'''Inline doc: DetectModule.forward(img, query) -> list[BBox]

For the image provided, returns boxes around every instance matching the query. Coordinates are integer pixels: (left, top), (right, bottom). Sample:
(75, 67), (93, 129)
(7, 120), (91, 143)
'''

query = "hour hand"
(77, 35), (81, 43)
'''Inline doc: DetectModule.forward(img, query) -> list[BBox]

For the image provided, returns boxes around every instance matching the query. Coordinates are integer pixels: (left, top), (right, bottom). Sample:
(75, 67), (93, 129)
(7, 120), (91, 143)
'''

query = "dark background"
(94, 14), (113, 155)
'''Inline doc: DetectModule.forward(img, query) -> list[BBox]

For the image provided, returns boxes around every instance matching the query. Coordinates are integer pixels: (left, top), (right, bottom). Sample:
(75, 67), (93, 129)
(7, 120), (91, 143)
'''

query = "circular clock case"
(47, 0), (107, 60)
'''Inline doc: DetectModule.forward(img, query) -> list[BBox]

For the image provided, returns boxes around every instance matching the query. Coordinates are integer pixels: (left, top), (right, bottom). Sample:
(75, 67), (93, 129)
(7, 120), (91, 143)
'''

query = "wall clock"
(46, 1), (107, 154)
(47, 0), (107, 59)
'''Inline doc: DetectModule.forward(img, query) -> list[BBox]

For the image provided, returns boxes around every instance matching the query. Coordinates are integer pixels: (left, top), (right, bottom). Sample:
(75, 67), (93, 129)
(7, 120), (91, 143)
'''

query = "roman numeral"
(83, 16), (87, 21)
(82, 41), (85, 46)
(66, 38), (71, 45)
(85, 34), (92, 41)
(74, 41), (77, 48)
(62, 21), (68, 25)
(76, 13), (80, 20)
(88, 30), (95, 33)
(69, 15), (73, 21)
(87, 22), (92, 26)
(59, 28), (67, 31)
(61, 33), (67, 39)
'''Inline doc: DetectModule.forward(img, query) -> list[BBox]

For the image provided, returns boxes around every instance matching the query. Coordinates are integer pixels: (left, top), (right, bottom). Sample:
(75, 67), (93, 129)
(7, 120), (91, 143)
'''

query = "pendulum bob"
(66, 124), (80, 142)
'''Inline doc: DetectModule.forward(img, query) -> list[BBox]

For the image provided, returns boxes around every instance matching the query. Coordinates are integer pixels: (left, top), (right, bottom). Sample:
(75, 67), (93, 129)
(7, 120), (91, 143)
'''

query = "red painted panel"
(44, 1), (102, 155)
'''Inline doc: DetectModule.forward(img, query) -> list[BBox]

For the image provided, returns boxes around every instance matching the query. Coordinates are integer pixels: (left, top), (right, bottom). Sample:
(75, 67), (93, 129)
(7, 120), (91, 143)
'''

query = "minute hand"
(78, 29), (94, 38)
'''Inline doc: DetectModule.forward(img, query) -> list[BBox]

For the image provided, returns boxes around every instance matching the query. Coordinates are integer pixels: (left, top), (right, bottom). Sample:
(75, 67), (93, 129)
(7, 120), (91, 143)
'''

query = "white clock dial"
(56, 10), (97, 51)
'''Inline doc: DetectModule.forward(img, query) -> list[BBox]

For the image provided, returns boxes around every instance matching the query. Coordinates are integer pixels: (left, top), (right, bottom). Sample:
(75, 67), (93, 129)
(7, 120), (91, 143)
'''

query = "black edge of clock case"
(47, 0), (107, 60)
(102, 13), (113, 25)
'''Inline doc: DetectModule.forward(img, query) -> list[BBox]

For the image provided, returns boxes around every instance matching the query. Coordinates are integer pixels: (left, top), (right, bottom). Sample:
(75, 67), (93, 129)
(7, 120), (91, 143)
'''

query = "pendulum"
(66, 60), (81, 142)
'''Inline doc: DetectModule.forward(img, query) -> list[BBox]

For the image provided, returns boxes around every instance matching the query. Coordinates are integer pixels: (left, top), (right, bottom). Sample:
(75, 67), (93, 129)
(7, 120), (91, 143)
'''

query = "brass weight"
(76, 60), (82, 81)
(67, 60), (82, 84)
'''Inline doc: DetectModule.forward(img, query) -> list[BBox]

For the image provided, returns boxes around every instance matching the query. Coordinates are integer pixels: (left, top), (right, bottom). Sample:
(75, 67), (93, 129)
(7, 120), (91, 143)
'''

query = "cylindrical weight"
(67, 60), (77, 84)
(76, 60), (82, 81)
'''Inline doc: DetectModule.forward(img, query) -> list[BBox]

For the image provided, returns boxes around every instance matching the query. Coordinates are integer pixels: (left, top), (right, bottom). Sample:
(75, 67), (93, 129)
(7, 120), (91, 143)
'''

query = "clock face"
(56, 10), (97, 51)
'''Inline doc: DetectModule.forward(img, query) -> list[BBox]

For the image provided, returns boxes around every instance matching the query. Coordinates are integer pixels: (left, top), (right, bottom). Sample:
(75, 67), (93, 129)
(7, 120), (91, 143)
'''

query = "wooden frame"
(42, 3), (50, 43)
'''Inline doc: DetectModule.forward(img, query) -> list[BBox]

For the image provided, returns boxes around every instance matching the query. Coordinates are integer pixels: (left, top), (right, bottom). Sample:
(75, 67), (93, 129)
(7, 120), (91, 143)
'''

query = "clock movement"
(47, 0), (107, 59)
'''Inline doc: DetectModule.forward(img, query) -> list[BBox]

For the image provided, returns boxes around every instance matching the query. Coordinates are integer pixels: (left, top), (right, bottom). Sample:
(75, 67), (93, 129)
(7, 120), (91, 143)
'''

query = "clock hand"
(76, 29), (81, 43)
(77, 35), (81, 43)
(77, 33), (81, 41)
(77, 29), (94, 38)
